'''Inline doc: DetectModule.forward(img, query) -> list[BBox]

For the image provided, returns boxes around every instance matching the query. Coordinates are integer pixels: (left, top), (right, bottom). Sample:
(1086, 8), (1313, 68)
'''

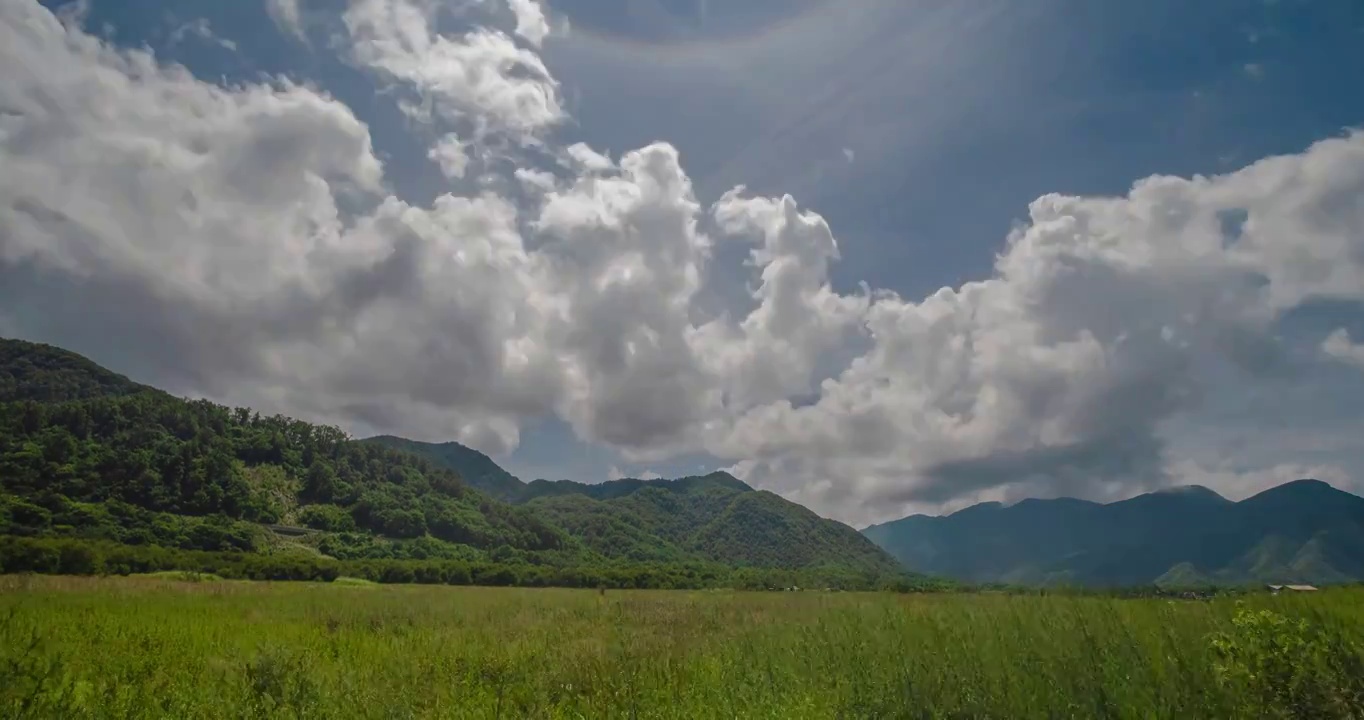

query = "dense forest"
(0, 338), (918, 590)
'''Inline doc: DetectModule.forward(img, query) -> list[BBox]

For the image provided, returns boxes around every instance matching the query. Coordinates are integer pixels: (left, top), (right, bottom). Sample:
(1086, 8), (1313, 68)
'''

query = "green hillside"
(0, 337), (909, 589)
(361, 436), (527, 500)
(0, 339), (153, 403)
(864, 481), (1364, 587)
(517, 474), (900, 576)
(358, 433), (901, 577)
(0, 351), (566, 563)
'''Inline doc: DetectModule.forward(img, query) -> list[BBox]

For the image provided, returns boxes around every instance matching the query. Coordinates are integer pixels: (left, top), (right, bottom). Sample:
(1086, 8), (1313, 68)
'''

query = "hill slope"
(863, 481), (1364, 587)
(358, 431), (902, 577)
(516, 474), (901, 575)
(1, 338), (154, 402)
(361, 436), (526, 500)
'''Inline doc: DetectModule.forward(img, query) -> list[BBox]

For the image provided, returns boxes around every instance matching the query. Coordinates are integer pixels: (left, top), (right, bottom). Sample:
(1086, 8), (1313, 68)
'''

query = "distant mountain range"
(863, 481), (1364, 587)
(1, 337), (902, 585)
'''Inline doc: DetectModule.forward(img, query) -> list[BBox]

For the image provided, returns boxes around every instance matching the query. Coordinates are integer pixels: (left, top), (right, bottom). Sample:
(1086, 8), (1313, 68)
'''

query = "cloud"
(607, 466), (661, 481)
(0, 0), (534, 450)
(266, 0), (306, 42)
(428, 133), (470, 179)
(506, 0), (550, 47)
(0, 0), (725, 457)
(699, 130), (1364, 521)
(343, 0), (563, 141)
(1166, 458), (1359, 500)
(3, 0), (1363, 525)
(168, 18), (238, 51)
(1322, 328), (1364, 369)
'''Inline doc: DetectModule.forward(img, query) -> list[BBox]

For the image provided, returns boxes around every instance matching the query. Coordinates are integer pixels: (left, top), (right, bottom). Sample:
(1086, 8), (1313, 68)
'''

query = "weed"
(1, 576), (1362, 718)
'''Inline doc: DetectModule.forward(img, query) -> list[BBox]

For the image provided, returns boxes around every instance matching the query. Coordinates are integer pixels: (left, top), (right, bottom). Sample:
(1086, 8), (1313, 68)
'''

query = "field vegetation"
(3, 576), (1363, 719)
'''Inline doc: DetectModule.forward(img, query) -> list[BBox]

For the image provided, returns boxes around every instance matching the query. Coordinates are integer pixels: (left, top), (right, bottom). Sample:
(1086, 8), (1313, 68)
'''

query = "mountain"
(0, 337), (907, 587)
(361, 436), (526, 500)
(0, 339), (567, 563)
(514, 474), (901, 574)
(863, 481), (1364, 587)
(0, 338), (155, 402)
(363, 433), (901, 576)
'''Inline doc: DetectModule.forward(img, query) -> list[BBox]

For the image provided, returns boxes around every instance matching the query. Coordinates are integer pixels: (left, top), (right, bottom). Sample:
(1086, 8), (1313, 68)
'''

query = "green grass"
(2, 576), (1363, 718)
(133, 570), (226, 582)
(331, 576), (379, 587)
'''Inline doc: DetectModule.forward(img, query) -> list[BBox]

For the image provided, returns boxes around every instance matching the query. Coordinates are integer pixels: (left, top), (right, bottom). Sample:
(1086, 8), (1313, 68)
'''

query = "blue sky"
(6, 0), (1364, 524)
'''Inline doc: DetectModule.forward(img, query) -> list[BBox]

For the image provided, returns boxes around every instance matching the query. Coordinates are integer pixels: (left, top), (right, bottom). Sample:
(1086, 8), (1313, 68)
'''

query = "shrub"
(1211, 606), (1364, 719)
(298, 504), (356, 532)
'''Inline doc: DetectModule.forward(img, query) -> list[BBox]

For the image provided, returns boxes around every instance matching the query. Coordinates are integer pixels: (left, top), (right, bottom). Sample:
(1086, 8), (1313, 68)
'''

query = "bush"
(1211, 606), (1364, 719)
(298, 504), (356, 532)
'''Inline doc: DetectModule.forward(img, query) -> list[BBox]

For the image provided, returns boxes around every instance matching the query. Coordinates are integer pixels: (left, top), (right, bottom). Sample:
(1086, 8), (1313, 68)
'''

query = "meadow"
(3, 576), (1363, 719)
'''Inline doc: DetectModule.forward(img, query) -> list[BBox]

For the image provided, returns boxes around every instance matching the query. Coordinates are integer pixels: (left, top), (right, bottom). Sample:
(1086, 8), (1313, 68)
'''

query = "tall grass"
(2, 576), (1362, 718)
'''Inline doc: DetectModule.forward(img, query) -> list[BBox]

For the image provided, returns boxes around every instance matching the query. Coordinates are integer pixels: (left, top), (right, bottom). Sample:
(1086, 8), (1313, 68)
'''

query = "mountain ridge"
(864, 479), (1364, 587)
(357, 434), (893, 575)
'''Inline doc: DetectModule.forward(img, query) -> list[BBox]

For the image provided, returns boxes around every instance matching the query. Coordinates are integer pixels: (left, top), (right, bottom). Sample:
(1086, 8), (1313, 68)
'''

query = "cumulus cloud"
(343, 0), (563, 141)
(1, 0), (726, 457)
(1323, 329), (1364, 369)
(0, 0), (538, 450)
(703, 131), (1364, 521)
(3, 0), (1363, 524)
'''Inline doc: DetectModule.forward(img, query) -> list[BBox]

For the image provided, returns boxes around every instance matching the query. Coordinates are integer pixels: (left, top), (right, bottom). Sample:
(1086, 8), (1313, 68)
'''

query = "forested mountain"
(0, 338), (910, 588)
(0, 350), (566, 561)
(361, 436), (526, 500)
(863, 481), (1364, 587)
(0, 339), (154, 402)
(515, 474), (901, 574)
(354, 434), (901, 575)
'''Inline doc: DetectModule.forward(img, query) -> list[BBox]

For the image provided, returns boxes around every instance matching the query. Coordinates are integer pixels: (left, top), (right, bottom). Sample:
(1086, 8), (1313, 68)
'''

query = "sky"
(2, 0), (1364, 527)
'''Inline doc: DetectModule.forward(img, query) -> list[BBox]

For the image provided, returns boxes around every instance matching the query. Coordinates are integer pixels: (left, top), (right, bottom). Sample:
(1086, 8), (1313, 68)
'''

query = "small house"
(1267, 584), (1318, 593)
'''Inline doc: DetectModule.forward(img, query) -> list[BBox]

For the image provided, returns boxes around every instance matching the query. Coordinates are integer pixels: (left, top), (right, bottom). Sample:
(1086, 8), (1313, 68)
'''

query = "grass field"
(3, 576), (1363, 719)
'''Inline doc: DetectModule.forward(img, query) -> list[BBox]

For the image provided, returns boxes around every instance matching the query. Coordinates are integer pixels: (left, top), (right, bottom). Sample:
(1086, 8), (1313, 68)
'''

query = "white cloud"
(563, 142), (614, 172)
(266, 0), (306, 41)
(532, 142), (718, 454)
(0, 0), (537, 451)
(514, 167), (558, 194)
(168, 18), (238, 51)
(1323, 328), (1364, 369)
(0, 0), (724, 457)
(607, 466), (662, 481)
(3, 0), (1363, 525)
(428, 133), (470, 179)
(698, 131), (1364, 522)
(343, 0), (563, 141)
(506, 0), (550, 47)
(696, 189), (867, 411)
